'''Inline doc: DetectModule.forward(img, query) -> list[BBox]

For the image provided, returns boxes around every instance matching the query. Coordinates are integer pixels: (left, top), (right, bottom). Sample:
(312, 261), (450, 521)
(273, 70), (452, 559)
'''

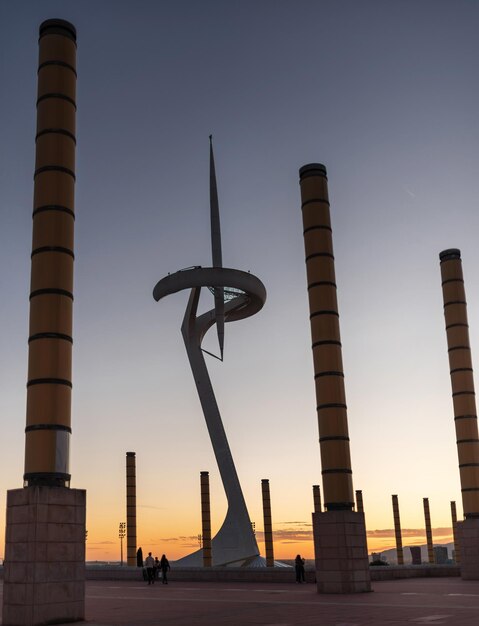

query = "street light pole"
(119, 522), (126, 566)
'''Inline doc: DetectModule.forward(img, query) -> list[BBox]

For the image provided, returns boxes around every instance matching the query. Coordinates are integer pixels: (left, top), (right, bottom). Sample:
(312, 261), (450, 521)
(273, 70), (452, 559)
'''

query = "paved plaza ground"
(2, 577), (479, 625)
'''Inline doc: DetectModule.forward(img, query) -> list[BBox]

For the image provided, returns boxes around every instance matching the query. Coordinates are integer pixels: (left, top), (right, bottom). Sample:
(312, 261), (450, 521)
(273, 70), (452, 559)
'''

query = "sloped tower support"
(299, 163), (370, 593)
(440, 248), (479, 579)
(2, 19), (85, 626)
(171, 281), (262, 565)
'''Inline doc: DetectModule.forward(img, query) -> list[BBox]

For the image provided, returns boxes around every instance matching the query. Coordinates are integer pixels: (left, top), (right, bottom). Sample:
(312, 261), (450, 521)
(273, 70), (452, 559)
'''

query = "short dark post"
(201, 471), (212, 567)
(313, 484), (322, 513)
(423, 498), (434, 564)
(261, 479), (274, 567)
(355, 490), (364, 514)
(450, 501), (460, 564)
(392, 495), (404, 565)
(126, 451), (137, 566)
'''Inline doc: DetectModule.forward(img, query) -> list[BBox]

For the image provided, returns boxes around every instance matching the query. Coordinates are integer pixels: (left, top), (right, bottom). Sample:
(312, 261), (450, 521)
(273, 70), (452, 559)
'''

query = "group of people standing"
(137, 547), (170, 585)
(137, 547), (305, 584)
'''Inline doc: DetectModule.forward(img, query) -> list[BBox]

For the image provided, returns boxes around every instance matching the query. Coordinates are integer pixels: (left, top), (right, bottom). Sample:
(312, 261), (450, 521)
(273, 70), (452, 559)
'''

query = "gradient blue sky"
(1, 0), (479, 560)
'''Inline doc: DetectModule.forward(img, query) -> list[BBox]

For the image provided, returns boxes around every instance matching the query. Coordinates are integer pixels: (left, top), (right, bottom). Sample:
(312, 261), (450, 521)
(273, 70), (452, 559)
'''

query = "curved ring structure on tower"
(154, 267), (266, 320)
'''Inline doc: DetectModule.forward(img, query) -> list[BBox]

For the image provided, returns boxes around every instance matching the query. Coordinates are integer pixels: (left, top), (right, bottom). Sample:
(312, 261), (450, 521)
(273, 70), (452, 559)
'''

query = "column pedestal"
(2, 487), (86, 626)
(458, 518), (479, 580)
(313, 510), (371, 593)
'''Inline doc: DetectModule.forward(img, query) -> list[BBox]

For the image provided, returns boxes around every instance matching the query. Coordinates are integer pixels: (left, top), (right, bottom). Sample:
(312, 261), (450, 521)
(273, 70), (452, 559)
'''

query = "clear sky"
(1, 0), (478, 562)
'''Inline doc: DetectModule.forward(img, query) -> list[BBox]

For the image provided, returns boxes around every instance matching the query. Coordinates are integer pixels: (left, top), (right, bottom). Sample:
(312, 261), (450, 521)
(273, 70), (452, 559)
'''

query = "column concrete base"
(458, 517), (479, 580)
(2, 486), (86, 626)
(313, 510), (371, 593)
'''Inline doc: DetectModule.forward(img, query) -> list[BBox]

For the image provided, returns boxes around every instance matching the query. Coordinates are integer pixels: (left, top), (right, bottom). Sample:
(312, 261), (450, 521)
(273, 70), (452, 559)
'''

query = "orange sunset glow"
(83, 521), (454, 563)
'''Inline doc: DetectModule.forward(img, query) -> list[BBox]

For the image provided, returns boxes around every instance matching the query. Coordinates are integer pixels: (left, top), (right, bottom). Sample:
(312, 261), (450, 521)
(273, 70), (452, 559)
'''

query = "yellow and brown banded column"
(392, 495), (404, 565)
(261, 479), (274, 567)
(24, 19), (77, 487)
(126, 452), (137, 566)
(440, 249), (479, 518)
(313, 485), (322, 513)
(200, 471), (212, 567)
(423, 498), (434, 564)
(299, 164), (354, 510)
(451, 500), (460, 564)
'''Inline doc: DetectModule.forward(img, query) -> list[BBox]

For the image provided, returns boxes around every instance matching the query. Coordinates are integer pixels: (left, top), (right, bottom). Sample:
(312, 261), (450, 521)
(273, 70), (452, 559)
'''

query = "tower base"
(2, 486), (86, 626)
(313, 510), (371, 593)
(458, 517), (479, 580)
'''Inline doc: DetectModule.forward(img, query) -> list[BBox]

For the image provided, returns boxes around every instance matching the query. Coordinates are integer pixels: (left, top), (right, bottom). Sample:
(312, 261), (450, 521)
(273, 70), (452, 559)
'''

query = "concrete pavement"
(2, 577), (479, 625)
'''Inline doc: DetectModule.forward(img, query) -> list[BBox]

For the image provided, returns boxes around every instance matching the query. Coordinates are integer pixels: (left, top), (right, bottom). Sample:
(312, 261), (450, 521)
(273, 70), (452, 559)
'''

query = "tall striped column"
(300, 163), (370, 594)
(201, 471), (212, 567)
(450, 501), (460, 564)
(423, 498), (434, 564)
(261, 479), (274, 567)
(126, 452), (137, 566)
(440, 249), (479, 518)
(392, 495), (404, 565)
(3, 21), (86, 625)
(313, 485), (322, 513)
(299, 164), (354, 510)
(24, 18), (77, 487)
(355, 490), (364, 514)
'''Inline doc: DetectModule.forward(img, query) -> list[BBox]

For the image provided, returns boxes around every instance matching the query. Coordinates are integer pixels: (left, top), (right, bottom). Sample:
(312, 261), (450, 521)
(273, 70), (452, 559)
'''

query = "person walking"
(145, 552), (155, 585)
(160, 554), (170, 584)
(136, 547), (143, 567)
(154, 556), (160, 580)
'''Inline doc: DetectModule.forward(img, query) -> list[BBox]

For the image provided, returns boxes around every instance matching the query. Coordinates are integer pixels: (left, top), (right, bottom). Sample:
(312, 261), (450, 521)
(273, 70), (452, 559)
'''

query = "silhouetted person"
(136, 547), (143, 567)
(145, 552), (155, 585)
(160, 554), (170, 584)
(154, 556), (160, 579)
(295, 554), (305, 583)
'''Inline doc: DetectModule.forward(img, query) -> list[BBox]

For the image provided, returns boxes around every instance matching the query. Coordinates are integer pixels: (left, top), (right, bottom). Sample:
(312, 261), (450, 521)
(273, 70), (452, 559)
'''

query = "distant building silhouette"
(434, 546), (448, 564)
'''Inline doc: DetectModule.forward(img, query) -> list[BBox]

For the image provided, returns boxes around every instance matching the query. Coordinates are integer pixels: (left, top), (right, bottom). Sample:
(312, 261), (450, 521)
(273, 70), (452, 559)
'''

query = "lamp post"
(119, 522), (126, 566)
